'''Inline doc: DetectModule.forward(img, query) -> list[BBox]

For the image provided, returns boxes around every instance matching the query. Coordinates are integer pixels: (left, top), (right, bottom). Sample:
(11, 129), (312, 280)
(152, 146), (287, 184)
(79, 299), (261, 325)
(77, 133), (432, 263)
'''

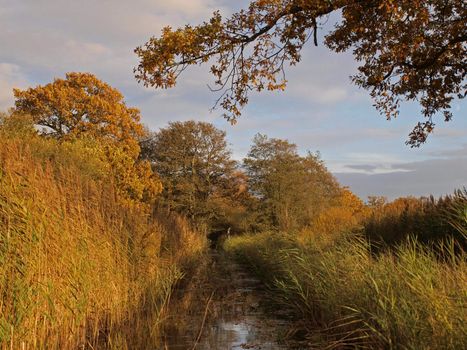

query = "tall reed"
(0, 133), (207, 349)
(225, 231), (466, 349)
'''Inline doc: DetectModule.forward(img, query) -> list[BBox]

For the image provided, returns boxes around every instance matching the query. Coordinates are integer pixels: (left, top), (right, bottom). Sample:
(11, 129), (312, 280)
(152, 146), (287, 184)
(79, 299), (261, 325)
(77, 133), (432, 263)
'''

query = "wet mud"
(160, 251), (301, 350)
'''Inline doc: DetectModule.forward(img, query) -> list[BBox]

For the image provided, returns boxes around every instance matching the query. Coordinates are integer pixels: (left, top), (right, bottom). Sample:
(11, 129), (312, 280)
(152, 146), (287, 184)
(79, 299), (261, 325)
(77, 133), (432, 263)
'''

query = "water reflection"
(161, 252), (293, 350)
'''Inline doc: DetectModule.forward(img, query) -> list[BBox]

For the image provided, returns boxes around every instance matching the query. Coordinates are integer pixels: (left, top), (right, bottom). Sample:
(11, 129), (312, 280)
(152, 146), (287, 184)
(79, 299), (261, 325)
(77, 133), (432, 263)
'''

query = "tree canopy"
(140, 120), (239, 227)
(12, 74), (161, 204)
(135, 0), (466, 146)
(244, 134), (340, 231)
(14, 72), (144, 156)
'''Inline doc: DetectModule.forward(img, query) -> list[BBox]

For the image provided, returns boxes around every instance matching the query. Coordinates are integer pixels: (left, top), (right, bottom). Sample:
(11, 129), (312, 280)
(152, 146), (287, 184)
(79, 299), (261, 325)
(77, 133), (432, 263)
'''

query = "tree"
(135, 0), (466, 146)
(13, 74), (161, 205)
(205, 169), (261, 234)
(14, 72), (144, 156)
(310, 188), (369, 237)
(243, 134), (340, 231)
(140, 121), (238, 227)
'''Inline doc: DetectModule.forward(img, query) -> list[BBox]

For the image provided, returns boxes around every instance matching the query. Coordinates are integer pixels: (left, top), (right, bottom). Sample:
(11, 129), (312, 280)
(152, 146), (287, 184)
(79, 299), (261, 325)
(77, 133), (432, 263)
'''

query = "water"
(161, 252), (298, 350)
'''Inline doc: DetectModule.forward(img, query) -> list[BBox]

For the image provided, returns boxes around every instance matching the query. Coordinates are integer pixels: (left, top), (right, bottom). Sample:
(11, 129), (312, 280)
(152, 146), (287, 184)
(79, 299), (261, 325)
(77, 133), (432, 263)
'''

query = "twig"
(191, 290), (215, 350)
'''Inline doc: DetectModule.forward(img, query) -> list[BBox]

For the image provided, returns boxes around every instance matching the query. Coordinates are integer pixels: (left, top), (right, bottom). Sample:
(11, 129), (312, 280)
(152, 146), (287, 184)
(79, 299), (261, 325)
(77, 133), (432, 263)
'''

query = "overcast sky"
(1, 0), (466, 200)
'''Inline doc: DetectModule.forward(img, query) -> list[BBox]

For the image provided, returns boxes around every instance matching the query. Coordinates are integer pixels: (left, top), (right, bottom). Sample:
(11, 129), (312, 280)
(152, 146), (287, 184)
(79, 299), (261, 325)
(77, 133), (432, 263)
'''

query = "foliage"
(445, 188), (467, 240)
(135, 0), (466, 146)
(13, 72), (144, 157)
(243, 133), (340, 231)
(140, 120), (245, 230)
(300, 187), (369, 243)
(104, 143), (162, 205)
(11, 72), (163, 205)
(0, 128), (206, 349)
(0, 111), (35, 136)
(224, 231), (466, 349)
(203, 170), (260, 234)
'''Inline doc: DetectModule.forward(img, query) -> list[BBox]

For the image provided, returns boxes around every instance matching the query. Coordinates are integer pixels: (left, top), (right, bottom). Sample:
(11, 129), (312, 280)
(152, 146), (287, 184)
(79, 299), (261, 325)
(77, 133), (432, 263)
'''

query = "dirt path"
(160, 251), (297, 349)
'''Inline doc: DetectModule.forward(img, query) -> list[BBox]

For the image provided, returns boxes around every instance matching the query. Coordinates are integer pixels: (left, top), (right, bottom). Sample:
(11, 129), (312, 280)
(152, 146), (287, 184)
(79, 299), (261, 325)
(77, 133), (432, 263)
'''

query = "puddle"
(160, 251), (298, 350)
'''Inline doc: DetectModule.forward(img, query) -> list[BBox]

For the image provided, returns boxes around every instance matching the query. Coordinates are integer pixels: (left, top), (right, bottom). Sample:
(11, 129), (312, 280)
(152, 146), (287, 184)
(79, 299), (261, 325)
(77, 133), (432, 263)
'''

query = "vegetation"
(14, 72), (143, 156)
(244, 134), (341, 232)
(0, 110), (206, 348)
(364, 192), (467, 248)
(13, 73), (162, 205)
(140, 120), (263, 235)
(135, 0), (466, 146)
(2, 23), (466, 346)
(3, 93), (465, 347)
(133, 110), (467, 348)
(140, 121), (241, 231)
(222, 187), (467, 348)
(224, 213), (466, 348)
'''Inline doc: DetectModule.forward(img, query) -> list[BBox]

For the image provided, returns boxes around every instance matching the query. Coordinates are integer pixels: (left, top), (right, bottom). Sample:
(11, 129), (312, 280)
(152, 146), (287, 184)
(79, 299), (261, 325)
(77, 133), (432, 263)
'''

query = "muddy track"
(160, 250), (299, 350)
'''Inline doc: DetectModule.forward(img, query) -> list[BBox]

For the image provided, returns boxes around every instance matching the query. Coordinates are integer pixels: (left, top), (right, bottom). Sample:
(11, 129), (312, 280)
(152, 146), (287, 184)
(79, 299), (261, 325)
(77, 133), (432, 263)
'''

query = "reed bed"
(0, 135), (207, 349)
(224, 231), (466, 349)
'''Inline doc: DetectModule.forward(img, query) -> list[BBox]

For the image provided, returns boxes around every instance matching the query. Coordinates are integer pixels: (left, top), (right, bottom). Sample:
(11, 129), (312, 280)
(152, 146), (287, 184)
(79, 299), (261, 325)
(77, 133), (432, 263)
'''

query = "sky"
(1, 0), (466, 200)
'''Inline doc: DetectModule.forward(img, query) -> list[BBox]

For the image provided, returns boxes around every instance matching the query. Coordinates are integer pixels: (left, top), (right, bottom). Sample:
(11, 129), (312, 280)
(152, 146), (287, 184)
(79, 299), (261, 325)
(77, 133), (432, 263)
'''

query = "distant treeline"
(138, 115), (466, 249)
(364, 192), (467, 249)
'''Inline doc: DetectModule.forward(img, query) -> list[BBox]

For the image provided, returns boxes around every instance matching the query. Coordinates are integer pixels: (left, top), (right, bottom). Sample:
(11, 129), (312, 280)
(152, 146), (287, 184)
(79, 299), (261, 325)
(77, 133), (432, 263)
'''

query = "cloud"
(345, 164), (380, 173)
(0, 63), (28, 110)
(284, 47), (359, 105)
(153, 0), (222, 17)
(305, 86), (349, 104)
(327, 151), (416, 175)
(292, 127), (406, 151)
(0, 0), (224, 46)
(0, 0), (228, 77)
(0, 0), (237, 110)
(428, 144), (467, 158)
(335, 150), (467, 200)
(64, 40), (112, 64)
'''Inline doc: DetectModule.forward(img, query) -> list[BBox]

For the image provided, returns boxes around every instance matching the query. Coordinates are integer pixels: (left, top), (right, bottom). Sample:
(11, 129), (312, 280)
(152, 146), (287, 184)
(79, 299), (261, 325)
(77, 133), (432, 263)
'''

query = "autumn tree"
(140, 121), (241, 228)
(206, 169), (261, 234)
(13, 73), (161, 204)
(135, 0), (466, 146)
(14, 72), (144, 157)
(309, 187), (369, 238)
(244, 134), (340, 231)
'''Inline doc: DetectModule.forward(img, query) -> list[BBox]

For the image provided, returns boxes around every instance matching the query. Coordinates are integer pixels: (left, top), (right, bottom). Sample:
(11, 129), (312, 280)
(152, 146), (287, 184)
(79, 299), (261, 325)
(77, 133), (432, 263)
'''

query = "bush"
(364, 192), (466, 249)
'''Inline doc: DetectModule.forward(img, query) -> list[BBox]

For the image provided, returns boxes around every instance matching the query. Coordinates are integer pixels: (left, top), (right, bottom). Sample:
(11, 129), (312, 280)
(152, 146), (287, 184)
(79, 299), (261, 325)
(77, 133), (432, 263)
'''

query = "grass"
(0, 134), (207, 349)
(224, 231), (466, 349)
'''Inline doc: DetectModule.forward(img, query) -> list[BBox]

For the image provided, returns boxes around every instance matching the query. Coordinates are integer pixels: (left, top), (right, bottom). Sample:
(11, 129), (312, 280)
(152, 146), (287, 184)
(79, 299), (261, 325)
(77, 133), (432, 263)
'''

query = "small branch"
(313, 18), (318, 46)
(191, 290), (215, 350)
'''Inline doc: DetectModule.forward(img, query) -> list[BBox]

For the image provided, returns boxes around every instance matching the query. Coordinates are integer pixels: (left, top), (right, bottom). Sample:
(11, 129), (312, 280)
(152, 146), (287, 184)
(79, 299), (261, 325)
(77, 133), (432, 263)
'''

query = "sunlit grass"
(0, 135), (207, 349)
(225, 231), (466, 349)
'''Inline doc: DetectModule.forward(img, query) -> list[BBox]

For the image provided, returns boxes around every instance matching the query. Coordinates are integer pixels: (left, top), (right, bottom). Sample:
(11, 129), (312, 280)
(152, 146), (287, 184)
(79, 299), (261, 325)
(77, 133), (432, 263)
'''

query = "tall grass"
(225, 231), (466, 349)
(0, 133), (207, 349)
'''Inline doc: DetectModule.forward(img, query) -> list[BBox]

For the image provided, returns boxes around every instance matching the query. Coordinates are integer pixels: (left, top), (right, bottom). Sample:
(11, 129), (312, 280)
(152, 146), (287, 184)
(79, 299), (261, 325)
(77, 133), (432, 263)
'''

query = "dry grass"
(0, 134), (207, 349)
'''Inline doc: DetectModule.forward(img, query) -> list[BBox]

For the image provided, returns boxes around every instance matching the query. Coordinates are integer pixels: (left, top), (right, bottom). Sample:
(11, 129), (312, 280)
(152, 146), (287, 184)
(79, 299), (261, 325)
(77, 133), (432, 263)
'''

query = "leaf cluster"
(10, 74), (162, 205)
(135, 0), (466, 145)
